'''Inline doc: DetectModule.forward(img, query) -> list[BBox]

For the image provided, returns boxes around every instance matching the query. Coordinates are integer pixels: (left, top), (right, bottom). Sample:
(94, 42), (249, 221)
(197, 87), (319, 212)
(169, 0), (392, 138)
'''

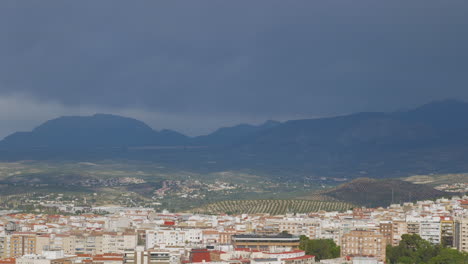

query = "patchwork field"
(191, 199), (355, 215)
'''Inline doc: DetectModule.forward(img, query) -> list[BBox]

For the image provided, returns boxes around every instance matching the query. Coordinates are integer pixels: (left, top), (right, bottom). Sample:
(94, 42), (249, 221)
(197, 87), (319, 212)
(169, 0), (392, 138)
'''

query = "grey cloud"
(0, 0), (467, 129)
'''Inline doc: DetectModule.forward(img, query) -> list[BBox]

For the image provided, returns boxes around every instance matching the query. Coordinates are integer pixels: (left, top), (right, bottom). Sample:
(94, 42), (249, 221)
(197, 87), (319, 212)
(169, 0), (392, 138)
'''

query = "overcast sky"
(0, 1), (467, 138)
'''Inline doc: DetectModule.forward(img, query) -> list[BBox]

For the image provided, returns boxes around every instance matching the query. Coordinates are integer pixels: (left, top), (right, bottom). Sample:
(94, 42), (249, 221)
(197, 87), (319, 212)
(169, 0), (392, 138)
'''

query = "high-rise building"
(0, 236), (9, 259)
(440, 217), (454, 247)
(10, 233), (37, 257)
(454, 217), (468, 252)
(379, 222), (393, 245)
(420, 219), (441, 244)
(391, 220), (407, 246)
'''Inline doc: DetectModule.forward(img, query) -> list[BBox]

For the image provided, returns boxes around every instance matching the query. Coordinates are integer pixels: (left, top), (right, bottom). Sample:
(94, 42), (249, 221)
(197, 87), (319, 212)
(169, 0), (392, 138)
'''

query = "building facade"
(341, 230), (386, 262)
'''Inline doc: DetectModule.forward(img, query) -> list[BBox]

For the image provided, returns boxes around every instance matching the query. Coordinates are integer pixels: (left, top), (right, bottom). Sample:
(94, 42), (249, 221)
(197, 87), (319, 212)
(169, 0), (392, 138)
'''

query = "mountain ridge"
(0, 113), (189, 148)
(1, 100), (468, 179)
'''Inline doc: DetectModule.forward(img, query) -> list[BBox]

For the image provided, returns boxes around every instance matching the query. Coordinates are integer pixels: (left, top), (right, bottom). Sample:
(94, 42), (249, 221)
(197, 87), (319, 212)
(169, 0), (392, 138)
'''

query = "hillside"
(228, 100), (468, 178)
(323, 178), (449, 207)
(192, 120), (280, 146)
(2, 100), (468, 179)
(191, 199), (355, 215)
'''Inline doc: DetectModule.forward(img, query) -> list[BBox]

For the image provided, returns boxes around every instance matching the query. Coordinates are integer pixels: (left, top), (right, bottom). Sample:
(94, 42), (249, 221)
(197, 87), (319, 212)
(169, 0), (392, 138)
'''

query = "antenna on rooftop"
(391, 188), (394, 205)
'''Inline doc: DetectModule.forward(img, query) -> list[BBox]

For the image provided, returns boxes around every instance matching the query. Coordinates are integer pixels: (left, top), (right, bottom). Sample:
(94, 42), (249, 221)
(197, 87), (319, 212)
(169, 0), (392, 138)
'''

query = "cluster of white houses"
(0, 195), (466, 264)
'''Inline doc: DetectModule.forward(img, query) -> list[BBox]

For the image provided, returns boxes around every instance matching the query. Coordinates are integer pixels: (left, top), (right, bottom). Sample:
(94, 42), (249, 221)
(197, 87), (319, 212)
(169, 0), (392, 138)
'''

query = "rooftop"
(233, 233), (295, 239)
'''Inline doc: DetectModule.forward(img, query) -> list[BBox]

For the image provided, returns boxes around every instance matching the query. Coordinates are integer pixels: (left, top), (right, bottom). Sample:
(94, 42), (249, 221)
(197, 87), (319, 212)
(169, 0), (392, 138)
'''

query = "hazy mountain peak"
(409, 99), (468, 113)
(0, 114), (187, 148)
(261, 120), (281, 128)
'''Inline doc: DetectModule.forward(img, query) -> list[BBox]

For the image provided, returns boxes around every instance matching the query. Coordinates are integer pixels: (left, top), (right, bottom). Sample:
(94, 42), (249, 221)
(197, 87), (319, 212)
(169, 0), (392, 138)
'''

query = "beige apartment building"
(9, 233), (38, 258)
(455, 217), (468, 252)
(36, 235), (51, 254)
(278, 221), (321, 240)
(61, 232), (136, 255)
(0, 236), (9, 259)
(391, 220), (407, 246)
(341, 229), (386, 262)
(379, 222), (393, 246)
(0, 231), (137, 258)
(61, 233), (103, 255)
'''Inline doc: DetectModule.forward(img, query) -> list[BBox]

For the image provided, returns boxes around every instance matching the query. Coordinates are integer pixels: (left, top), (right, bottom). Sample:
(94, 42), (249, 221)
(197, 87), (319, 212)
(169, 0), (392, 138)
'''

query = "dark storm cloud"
(0, 0), (467, 121)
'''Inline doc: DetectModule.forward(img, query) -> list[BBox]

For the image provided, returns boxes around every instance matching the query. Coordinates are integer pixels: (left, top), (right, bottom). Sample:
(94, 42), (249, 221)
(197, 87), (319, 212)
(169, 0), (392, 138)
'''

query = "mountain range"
(0, 114), (281, 149)
(2, 99), (468, 179)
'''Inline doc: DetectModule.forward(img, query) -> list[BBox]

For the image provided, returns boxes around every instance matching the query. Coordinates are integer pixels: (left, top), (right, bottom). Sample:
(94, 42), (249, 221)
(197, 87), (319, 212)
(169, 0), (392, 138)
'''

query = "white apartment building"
(419, 219), (441, 244)
(146, 229), (203, 248)
(278, 220), (321, 239)
(16, 250), (75, 264)
(102, 233), (137, 253)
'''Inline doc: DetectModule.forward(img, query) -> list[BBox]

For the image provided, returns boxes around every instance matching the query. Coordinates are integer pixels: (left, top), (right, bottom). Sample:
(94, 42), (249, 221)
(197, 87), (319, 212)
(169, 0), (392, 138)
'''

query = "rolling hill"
(322, 178), (449, 207)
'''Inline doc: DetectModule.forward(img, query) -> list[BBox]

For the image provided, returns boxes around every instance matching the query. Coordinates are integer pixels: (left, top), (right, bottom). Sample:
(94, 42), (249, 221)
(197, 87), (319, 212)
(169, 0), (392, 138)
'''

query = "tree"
(428, 248), (468, 264)
(299, 236), (340, 261)
(441, 236), (453, 248)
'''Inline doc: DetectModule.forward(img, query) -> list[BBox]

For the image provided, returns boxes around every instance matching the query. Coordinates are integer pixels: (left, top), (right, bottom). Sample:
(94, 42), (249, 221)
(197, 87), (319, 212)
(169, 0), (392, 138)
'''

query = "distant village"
(435, 182), (468, 193)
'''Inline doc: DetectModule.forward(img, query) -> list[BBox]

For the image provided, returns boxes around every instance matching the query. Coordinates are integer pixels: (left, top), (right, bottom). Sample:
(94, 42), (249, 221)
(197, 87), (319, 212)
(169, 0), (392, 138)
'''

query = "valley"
(0, 160), (463, 214)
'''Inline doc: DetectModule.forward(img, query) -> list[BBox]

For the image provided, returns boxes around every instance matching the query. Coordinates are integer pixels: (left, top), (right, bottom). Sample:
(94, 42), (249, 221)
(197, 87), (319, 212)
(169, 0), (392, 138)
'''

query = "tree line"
(299, 234), (468, 263)
(387, 234), (468, 264)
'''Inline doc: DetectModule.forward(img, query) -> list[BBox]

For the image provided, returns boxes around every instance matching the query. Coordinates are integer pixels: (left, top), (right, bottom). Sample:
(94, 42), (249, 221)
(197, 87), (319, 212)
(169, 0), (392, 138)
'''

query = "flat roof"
(233, 233), (297, 239)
